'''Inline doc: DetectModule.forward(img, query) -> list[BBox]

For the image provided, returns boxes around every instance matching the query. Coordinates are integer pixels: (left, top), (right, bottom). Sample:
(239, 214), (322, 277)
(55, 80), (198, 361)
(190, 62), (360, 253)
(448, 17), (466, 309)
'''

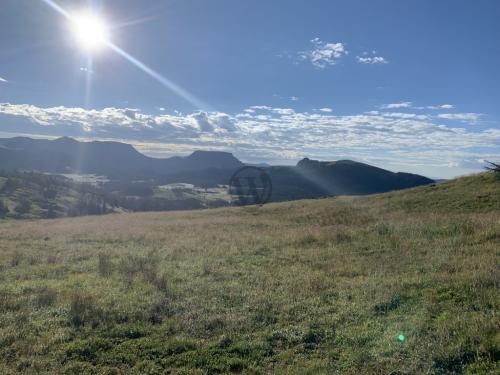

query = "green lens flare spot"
(398, 334), (405, 342)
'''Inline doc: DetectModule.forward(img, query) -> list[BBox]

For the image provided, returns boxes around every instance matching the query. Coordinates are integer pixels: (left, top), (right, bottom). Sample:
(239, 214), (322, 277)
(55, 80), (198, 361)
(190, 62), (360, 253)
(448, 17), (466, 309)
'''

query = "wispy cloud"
(381, 102), (413, 109)
(296, 42), (391, 68)
(317, 108), (333, 113)
(356, 50), (388, 65)
(0, 76), (7, 83)
(356, 56), (388, 65)
(379, 112), (430, 120)
(299, 38), (347, 68)
(428, 104), (454, 110)
(438, 113), (483, 124)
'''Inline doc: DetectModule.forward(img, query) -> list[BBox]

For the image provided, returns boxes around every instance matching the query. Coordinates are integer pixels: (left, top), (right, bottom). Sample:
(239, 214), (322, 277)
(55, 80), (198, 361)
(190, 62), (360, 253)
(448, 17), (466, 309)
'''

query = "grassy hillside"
(0, 171), (110, 219)
(0, 172), (498, 374)
(0, 171), (224, 220)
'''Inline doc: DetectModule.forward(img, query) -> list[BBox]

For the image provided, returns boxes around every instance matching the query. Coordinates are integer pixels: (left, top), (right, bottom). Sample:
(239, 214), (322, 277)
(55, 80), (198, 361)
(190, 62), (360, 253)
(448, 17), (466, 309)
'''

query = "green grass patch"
(0, 172), (498, 373)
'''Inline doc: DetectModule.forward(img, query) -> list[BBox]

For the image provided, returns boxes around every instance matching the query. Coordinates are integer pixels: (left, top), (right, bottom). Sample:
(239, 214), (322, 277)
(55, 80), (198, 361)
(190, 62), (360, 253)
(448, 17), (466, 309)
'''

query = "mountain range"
(0, 137), (434, 204)
(0, 137), (243, 179)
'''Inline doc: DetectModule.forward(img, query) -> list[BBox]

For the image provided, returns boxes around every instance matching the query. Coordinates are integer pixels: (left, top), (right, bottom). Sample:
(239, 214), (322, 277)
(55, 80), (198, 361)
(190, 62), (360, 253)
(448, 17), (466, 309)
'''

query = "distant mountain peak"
(188, 150), (236, 158)
(297, 158), (358, 168)
(54, 136), (78, 143)
(298, 158), (387, 170)
(184, 150), (243, 169)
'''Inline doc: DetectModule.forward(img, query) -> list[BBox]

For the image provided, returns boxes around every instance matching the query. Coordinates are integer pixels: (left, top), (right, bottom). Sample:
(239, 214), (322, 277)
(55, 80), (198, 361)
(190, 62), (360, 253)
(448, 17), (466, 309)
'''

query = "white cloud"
(356, 56), (388, 64)
(0, 103), (498, 177)
(209, 113), (238, 132)
(356, 50), (388, 65)
(0, 104), (236, 141)
(189, 112), (215, 132)
(318, 108), (333, 113)
(299, 38), (347, 68)
(428, 104), (454, 110)
(438, 113), (482, 123)
(0, 76), (7, 83)
(290, 96), (299, 101)
(380, 112), (430, 120)
(249, 106), (295, 115)
(381, 102), (413, 109)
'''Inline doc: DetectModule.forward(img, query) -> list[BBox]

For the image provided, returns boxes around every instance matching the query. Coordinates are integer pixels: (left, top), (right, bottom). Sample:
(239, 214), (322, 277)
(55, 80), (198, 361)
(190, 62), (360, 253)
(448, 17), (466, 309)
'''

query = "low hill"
(267, 158), (433, 200)
(0, 172), (497, 374)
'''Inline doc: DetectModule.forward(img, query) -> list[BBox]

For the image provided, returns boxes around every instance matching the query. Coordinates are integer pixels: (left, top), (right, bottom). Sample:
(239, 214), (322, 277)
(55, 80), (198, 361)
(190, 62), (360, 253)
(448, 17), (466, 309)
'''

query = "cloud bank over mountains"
(0, 103), (498, 177)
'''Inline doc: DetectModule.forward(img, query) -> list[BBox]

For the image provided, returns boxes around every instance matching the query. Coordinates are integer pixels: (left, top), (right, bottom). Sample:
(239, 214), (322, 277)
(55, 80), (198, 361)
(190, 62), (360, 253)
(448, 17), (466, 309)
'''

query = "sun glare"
(71, 12), (109, 51)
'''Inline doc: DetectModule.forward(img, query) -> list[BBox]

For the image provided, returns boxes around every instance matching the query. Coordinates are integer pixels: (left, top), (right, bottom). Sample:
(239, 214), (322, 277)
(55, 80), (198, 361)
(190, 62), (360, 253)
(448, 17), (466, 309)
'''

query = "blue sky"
(0, 0), (499, 178)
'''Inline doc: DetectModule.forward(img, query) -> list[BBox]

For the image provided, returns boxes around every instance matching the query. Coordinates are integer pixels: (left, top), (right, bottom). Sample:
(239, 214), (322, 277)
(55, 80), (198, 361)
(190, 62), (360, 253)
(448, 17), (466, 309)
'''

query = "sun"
(71, 12), (110, 51)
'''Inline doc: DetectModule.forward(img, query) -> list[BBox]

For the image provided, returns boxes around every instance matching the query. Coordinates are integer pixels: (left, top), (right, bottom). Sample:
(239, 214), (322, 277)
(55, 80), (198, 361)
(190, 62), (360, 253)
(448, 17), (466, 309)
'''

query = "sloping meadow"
(0, 173), (498, 374)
